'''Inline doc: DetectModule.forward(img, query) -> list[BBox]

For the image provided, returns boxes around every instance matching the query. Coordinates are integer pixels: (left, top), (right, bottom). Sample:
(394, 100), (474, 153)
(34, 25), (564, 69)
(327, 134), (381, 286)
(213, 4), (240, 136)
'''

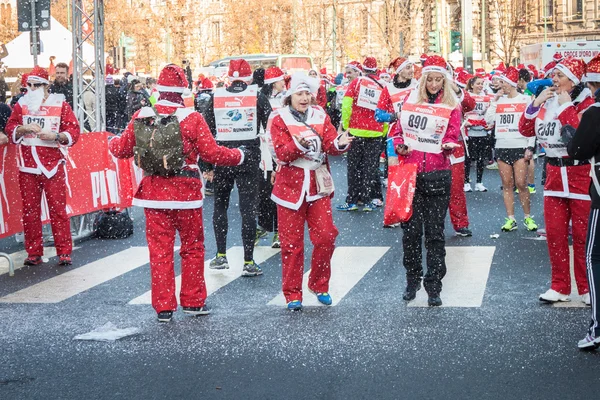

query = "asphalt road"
(1, 156), (599, 400)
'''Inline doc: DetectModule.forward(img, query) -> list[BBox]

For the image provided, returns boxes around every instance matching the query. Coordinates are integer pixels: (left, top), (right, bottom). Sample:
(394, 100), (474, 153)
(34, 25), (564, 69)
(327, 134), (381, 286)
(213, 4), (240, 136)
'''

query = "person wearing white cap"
(565, 54), (600, 349)
(268, 72), (352, 310)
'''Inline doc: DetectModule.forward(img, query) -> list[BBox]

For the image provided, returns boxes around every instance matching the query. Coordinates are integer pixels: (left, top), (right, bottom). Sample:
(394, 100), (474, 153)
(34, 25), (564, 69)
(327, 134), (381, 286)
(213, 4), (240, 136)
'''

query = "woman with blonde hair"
(389, 55), (461, 307)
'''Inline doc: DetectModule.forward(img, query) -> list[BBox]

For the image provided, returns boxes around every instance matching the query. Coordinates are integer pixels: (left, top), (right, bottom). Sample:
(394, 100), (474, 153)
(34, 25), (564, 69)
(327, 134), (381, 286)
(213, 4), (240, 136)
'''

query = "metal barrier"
(0, 252), (14, 277)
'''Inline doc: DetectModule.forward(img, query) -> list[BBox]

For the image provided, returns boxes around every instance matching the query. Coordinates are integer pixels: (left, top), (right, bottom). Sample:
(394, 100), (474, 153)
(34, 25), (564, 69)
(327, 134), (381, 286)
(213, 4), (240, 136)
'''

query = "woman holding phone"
(389, 55), (461, 307)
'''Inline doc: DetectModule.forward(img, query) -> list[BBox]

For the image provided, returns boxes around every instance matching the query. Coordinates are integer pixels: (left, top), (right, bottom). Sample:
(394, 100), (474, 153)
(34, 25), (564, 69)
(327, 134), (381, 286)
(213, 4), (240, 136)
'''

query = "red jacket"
(343, 75), (385, 135)
(6, 94), (80, 178)
(317, 84), (327, 109)
(109, 102), (243, 209)
(390, 90), (461, 174)
(270, 106), (348, 210)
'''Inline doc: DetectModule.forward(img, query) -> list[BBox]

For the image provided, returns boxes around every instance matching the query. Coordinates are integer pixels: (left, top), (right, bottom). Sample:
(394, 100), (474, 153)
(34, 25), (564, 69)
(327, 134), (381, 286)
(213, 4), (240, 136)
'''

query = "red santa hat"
(420, 53), (429, 63)
(388, 57), (412, 74)
(553, 53), (564, 63)
(455, 69), (473, 88)
(517, 63), (525, 70)
(475, 68), (486, 78)
(554, 57), (586, 85)
(319, 67), (327, 76)
(542, 60), (558, 78)
(20, 73), (30, 88)
(527, 64), (538, 79)
(585, 54), (600, 83)
(228, 59), (253, 82)
(157, 63), (188, 93)
(492, 62), (506, 75)
(345, 61), (362, 73)
(498, 66), (519, 87)
(197, 77), (214, 90)
(285, 72), (320, 97)
(264, 66), (285, 84)
(422, 55), (450, 77)
(363, 57), (378, 72)
(27, 66), (49, 85)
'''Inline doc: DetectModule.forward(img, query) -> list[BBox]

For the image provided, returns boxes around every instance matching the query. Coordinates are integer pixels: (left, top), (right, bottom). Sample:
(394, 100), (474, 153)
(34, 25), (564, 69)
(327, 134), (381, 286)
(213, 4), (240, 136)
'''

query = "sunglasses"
(27, 83), (45, 88)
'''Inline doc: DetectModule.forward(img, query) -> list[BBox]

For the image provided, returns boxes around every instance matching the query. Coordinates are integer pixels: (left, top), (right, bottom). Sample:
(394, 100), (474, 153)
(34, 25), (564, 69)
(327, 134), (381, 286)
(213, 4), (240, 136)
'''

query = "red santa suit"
(519, 58), (592, 297)
(109, 65), (244, 314)
(269, 81), (349, 304)
(5, 67), (80, 259)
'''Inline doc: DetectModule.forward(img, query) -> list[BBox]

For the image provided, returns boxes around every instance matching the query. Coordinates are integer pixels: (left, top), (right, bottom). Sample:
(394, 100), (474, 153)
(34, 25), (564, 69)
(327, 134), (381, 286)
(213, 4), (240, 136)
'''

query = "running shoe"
(383, 222), (401, 228)
(209, 254), (229, 270)
(309, 289), (333, 305)
(242, 260), (263, 277)
(287, 300), (302, 311)
(578, 333), (600, 350)
(524, 217), (538, 232)
(403, 282), (421, 301)
(501, 218), (517, 232)
(528, 184), (536, 194)
(474, 183), (487, 192)
(362, 203), (373, 212)
(539, 289), (570, 303)
(371, 199), (384, 208)
(23, 256), (43, 266)
(255, 227), (268, 245)
(428, 296), (443, 307)
(486, 161), (498, 170)
(271, 232), (280, 249)
(58, 254), (72, 266)
(183, 305), (211, 316)
(336, 202), (358, 211)
(582, 293), (591, 306)
(464, 183), (472, 192)
(455, 228), (473, 237)
(157, 311), (173, 322)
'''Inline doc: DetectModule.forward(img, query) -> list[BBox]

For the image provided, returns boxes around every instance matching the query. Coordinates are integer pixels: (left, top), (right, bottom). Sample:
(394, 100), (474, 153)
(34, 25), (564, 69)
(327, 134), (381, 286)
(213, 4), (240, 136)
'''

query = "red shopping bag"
(383, 161), (417, 225)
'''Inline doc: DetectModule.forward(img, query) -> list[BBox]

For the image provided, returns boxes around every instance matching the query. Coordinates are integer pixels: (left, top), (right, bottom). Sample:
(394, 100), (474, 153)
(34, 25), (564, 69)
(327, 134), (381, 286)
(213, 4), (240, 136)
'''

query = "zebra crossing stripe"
(0, 247), (81, 276)
(128, 246), (281, 305)
(407, 246), (495, 308)
(268, 246), (390, 307)
(0, 247), (153, 303)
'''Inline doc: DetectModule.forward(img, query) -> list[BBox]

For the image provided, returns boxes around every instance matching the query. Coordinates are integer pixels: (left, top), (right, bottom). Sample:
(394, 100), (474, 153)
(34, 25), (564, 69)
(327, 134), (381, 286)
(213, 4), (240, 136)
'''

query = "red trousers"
(18, 169), (72, 257)
(544, 196), (590, 295)
(145, 208), (207, 313)
(277, 198), (338, 303)
(449, 161), (469, 230)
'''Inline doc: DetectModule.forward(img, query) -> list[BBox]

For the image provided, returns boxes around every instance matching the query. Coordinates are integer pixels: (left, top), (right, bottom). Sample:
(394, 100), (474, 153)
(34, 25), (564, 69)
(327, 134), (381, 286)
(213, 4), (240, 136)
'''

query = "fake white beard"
(23, 88), (45, 113)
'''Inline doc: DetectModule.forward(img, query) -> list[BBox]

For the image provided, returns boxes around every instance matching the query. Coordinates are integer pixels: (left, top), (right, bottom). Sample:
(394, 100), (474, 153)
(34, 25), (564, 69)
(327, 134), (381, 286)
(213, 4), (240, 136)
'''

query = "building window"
(211, 21), (221, 42)
(568, 0), (583, 18)
(361, 9), (368, 36)
(539, 0), (554, 22)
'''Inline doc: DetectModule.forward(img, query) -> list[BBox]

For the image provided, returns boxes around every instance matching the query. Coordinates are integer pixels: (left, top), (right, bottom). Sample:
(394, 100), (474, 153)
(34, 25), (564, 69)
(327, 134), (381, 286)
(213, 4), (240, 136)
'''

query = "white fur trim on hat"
(422, 66), (449, 77)
(156, 84), (186, 93)
(284, 72), (320, 98)
(346, 64), (361, 73)
(497, 75), (517, 88)
(264, 75), (284, 85)
(554, 63), (580, 84)
(395, 60), (412, 74)
(585, 72), (600, 83)
(27, 75), (49, 85)
(228, 74), (253, 82)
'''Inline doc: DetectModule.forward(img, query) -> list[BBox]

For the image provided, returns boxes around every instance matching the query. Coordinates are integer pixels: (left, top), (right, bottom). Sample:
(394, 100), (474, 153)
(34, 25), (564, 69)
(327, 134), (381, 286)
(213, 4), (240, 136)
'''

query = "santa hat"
(455, 69), (473, 88)
(498, 66), (519, 87)
(542, 60), (558, 78)
(554, 57), (586, 85)
(197, 77), (214, 91)
(553, 53), (564, 63)
(388, 57), (412, 74)
(264, 66), (285, 84)
(345, 61), (362, 73)
(420, 53), (429, 63)
(285, 72), (320, 98)
(492, 62), (506, 75)
(319, 67), (327, 76)
(27, 66), (49, 85)
(517, 63), (525, 70)
(20, 73), (30, 87)
(157, 64), (188, 93)
(363, 57), (378, 72)
(527, 64), (538, 79)
(422, 55), (450, 77)
(228, 59), (253, 82)
(475, 68), (486, 78)
(585, 54), (600, 83)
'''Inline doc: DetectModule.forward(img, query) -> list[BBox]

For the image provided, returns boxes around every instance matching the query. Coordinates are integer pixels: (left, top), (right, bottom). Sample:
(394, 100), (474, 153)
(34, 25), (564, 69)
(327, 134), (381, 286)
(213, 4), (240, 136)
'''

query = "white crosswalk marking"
(268, 246), (390, 307)
(408, 246), (495, 308)
(554, 246), (588, 308)
(0, 247), (153, 303)
(0, 246), (81, 276)
(128, 246), (281, 305)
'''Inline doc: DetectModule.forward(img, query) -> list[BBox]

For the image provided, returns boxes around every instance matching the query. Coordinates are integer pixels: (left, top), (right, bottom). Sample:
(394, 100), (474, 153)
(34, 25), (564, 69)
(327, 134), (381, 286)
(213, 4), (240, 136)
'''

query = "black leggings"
(465, 136), (490, 184)
(257, 171), (277, 233)
(213, 147), (260, 261)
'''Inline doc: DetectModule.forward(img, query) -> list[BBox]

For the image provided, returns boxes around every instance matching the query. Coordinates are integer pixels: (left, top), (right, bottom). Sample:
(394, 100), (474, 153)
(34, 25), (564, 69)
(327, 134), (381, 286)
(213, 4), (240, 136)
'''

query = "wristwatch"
(55, 133), (60, 142)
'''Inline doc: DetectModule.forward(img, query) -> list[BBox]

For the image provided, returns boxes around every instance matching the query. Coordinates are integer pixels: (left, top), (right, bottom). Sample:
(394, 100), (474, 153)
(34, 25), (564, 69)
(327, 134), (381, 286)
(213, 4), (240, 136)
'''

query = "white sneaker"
(578, 333), (600, 349)
(383, 178), (388, 187)
(464, 183), (472, 192)
(539, 289), (571, 303)
(474, 183), (488, 192)
(582, 293), (591, 306)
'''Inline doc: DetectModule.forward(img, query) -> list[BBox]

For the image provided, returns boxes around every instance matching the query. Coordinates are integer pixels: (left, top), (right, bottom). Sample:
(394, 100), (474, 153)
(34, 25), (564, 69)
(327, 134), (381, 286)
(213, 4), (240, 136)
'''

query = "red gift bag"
(383, 160), (417, 225)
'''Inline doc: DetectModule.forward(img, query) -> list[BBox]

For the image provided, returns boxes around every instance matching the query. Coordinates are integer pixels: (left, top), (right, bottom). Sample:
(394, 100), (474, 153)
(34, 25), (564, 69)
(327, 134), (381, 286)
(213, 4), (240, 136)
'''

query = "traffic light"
(451, 30), (461, 53)
(428, 31), (440, 53)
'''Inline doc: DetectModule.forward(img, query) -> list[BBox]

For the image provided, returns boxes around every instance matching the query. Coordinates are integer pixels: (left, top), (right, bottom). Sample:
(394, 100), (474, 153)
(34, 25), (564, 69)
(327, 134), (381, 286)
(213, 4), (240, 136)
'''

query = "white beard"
(23, 88), (45, 113)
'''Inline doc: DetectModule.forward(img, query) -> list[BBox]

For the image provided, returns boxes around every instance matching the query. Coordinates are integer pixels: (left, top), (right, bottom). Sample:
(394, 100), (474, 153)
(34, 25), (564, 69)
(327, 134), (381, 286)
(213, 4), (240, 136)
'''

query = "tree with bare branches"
(487, 0), (527, 65)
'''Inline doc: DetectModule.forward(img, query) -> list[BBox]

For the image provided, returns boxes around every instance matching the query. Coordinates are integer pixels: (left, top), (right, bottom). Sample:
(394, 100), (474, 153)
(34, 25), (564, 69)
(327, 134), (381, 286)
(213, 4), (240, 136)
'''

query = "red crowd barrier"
(0, 132), (137, 240)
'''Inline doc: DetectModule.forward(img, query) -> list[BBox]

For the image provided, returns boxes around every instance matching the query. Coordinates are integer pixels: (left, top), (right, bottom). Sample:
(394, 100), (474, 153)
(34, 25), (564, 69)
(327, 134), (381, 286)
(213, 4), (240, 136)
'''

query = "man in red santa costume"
(375, 56), (417, 124)
(6, 66), (80, 266)
(519, 57), (594, 304)
(268, 72), (352, 310)
(109, 64), (247, 322)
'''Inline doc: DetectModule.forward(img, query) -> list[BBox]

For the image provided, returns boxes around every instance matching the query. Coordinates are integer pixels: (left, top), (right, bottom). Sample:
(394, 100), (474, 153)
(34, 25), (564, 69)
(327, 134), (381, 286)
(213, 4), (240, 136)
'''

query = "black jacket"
(49, 80), (74, 108)
(126, 90), (150, 119)
(0, 103), (11, 133)
(567, 89), (600, 208)
(105, 84), (122, 114)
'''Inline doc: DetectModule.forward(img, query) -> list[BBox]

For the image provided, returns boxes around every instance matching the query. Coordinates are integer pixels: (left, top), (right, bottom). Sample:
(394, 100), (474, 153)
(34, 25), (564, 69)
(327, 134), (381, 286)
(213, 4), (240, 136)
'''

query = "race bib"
(535, 102), (566, 158)
(278, 107), (326, 170)
(494, 102), (526, 140)
(214, 85), (259, 141)
(389, 86), (414, 113)
(401, 101), (453, 154)
(21, 99), (63, 148)
(356, 78), (383, 111)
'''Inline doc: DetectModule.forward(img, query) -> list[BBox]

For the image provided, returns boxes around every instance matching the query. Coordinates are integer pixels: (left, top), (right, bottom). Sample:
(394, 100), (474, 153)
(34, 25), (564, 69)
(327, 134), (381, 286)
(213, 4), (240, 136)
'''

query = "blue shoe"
(315, 292), (333, 305)
(287, 300), (303, 311)
(336, 202), (358, 211)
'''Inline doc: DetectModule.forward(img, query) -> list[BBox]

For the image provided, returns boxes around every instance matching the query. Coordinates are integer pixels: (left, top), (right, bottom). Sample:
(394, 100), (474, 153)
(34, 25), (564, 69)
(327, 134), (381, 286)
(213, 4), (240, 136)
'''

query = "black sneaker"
(242, 260), (263, 277)
(403, 283), (421, 301)
(157, 311), (173, 322)
(209, 255), (229, 270)
(428, 296), (443, 307)
(455, 228), (472, 237)
(183, 306), (211, 316)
